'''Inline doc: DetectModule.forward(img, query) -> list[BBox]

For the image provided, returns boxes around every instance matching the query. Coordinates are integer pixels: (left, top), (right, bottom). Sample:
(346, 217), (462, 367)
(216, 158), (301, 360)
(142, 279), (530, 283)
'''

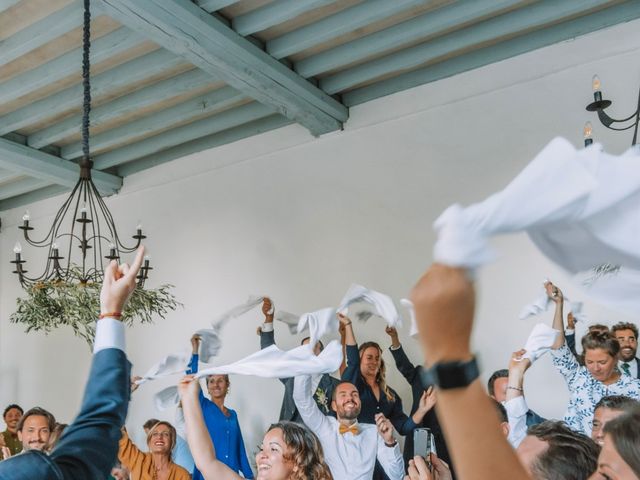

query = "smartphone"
(413, 427), (435, 470)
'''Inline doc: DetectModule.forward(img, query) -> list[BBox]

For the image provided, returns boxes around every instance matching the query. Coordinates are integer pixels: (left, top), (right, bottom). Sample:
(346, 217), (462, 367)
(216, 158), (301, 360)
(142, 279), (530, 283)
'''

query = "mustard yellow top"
(118, 430), (191, 480)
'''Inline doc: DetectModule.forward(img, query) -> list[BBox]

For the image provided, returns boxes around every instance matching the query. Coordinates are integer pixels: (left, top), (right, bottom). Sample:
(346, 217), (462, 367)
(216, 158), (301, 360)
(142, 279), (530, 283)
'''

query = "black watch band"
(420, 356), (479, 390)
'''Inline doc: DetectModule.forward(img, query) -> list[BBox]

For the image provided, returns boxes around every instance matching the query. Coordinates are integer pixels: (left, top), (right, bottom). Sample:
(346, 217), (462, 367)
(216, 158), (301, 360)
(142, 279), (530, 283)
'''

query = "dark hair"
(146, 421), (177, 457)
(527, 421), (599, 480)
(594, 395), (639, 413)
(611, 322), (639, 339)
(142, 418), (161, 431)
(358, 342), (395, 402)
(268, 421), (333, 480)
(301, 337), (324, 351)
(581, 331), (620, 358)
(487, 369), (508, 397)
(17, 407), (56, 432)
(603, 406), (640, 476)
(331, 381), (357, 402)
(587, 324), (610, 334)
(3, 404), (23, 418)
(493, 399), (508, 423)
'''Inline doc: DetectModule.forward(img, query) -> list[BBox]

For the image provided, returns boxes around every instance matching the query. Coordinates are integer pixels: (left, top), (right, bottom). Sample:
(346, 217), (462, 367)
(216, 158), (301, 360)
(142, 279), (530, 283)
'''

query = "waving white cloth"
(434, 137), (640, 316)
(521, 323), (560, 363)
(137, 295), (271, 385)
(155, 340), (343, 409)
(400, 299), (418, 338)
(518, 286), (586, 323)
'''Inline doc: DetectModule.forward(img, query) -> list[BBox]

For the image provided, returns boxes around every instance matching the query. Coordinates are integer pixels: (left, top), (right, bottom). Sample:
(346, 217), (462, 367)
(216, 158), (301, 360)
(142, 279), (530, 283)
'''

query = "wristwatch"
(420, 356), (479, 390)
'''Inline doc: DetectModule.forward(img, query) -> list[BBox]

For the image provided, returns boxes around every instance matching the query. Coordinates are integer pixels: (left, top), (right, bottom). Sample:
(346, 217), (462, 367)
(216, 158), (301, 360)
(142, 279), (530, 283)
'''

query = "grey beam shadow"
(0, 177), (52, 201)
(0, 49), (184, 136)
(294, 0), (521, 78)
(266, 0), (431, 59)
(320, 0), (620, 94)
(29, 68), (215, 149)
(233, 0), (338, 37)
(0, 137), (122, 194)
(117, 114), (292, 177)
(98, 0), (347, 136)
(0, 27), (144, 106)
(0, 185), (70, 212)
(343, 0), (640, 106)
(61, 86), (245, 159)
(93, 102), (276, 169)
(0, 0), (90, 67)
(195, 0), (239, 12)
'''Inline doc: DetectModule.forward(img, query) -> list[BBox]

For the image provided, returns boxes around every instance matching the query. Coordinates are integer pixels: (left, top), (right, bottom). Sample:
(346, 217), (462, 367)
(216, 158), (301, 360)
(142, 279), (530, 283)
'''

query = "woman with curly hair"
(546, 281), (640, 435)
(178, 375), (333, 480)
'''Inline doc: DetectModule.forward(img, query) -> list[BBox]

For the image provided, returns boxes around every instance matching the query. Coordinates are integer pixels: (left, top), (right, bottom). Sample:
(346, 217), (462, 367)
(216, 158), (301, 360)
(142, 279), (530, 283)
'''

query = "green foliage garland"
(10, 273), (180, 345)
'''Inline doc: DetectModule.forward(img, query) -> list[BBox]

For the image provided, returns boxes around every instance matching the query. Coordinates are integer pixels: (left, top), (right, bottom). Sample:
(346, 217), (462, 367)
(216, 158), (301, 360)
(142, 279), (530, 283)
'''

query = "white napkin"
(155, 340), (343, 410)
(434, 137), (640, 316)
(400, 298), (418, 338)
(521, 323), (559, 363)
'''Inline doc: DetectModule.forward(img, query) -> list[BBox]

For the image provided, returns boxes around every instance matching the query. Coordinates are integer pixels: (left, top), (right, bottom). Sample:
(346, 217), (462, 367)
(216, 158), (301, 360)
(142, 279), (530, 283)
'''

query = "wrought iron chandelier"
(584, 74), (640, 147)
(10, 0), (151, 288)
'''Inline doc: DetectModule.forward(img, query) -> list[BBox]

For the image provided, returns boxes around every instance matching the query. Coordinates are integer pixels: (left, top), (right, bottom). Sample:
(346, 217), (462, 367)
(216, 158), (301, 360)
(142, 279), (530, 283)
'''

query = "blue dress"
(188, 354), (254, 479)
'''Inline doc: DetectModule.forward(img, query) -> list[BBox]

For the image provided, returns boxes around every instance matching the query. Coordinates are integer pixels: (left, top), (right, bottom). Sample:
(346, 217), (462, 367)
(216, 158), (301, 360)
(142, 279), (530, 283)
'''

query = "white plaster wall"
(1, 19), (639, 461)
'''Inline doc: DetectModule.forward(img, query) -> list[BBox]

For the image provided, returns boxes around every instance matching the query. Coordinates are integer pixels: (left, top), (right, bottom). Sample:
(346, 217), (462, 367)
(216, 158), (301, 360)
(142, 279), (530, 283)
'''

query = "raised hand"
(544, 280), (563, 304)
(100, 246), (145, 317)
(191, 334), (201, 354)
(375, 413), (395, 445)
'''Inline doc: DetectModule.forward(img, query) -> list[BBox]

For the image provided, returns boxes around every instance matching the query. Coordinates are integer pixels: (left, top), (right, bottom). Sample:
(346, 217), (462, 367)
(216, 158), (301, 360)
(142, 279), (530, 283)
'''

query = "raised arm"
(411, 387), (436, 425)
(386, 326), (419, 384)
(411, 264), (530, 480)
(505, 350), (530, 448)
(178, 376), (241, 480)
(292, 375), (331, 434)
(258, 298), (276, 350)
(544, 281), (565, 349)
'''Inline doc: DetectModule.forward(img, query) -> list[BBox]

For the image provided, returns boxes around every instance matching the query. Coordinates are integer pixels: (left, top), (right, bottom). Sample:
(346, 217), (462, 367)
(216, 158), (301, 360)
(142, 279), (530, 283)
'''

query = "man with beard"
(16, 408), (56, 453)
(293, 377), (404, 480)
(612, 322), (639, 378)
(1, 405), (23, 457)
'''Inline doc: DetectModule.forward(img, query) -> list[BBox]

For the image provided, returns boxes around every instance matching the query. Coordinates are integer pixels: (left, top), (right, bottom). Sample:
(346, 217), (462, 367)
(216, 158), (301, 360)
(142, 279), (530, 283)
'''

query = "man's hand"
(406, 454), (452, 480)
(191, 334), (201, 355)
(262, 298), (274, 322)
(385, 326), (401, 348)
(375, 413), (395, 445)
(544, 280), (563, 304)
(130, 375), (142, 393)
(178, 375), (200, 400)
(337, 312), (352, 326)
(420, 386), (437, 413)
(508, 349), (531, 373)
(100, 246), (145, 317)
(410, 264), (474, 366)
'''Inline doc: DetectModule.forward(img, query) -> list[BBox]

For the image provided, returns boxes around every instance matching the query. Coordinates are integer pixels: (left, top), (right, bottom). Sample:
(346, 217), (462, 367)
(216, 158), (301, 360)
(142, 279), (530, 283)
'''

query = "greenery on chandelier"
(11, 267), (180, 345)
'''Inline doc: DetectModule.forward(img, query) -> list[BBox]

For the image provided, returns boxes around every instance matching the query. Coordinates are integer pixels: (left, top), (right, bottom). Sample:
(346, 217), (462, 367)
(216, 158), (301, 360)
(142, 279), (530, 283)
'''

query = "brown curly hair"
(269, 421), (333, 480)
(358, 342), (395, 402)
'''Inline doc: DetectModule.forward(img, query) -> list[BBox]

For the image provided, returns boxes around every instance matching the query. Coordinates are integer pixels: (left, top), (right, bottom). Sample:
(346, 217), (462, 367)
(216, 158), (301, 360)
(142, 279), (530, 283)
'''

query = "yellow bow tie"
(339, 424), (359, 436)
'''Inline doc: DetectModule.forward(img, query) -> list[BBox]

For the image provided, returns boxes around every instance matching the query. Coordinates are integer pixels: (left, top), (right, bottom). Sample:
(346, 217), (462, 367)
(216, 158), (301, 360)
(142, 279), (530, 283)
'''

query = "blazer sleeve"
(50, 348), (132, 479)
(389, 345), (418, 385)
(341, 344), (360, 384)
(236, 418), (254, 479)
(387, 392), (416, 435)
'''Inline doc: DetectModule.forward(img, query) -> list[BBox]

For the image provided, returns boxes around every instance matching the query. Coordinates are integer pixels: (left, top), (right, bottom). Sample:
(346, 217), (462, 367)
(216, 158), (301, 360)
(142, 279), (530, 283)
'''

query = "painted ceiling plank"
(0, 0), (84, 67)
(28, 68), (214, 149)
(0, 185), (70, 212)
(0, 137), (122, 194)
(267, 0), (430, 59)
(98, 0), (346, 136)
(343, 0), (640, 107)
(320, 0), (614, 94)
(117, 114), (292, 177)
(93, 102), (276, 169)
(0, 177), (52, 201)
(233, 0), (337, 36)
(295, 0), (521, 78)
(0, 49), (183, 136)
(61, 86), (245, 159)
(0, 0), (20, 15)
(195, 0), (240, 12)
(0, 27), (144, 107)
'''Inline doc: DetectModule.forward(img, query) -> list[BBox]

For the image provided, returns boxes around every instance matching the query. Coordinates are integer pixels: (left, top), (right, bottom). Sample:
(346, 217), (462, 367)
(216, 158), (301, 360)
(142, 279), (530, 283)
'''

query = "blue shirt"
(188, 354), (254, 479)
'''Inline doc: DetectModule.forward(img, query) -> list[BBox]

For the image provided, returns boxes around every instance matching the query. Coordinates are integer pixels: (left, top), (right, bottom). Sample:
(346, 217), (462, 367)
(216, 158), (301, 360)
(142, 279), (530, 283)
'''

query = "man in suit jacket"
(613, 322), (640, 378)
(258, 298), (339, 423)
(0, 248), (144, 480)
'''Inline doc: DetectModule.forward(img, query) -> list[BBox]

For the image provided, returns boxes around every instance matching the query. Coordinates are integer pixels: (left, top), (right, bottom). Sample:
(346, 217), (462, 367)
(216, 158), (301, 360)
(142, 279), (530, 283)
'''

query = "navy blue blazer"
(0, 348), (131, 480)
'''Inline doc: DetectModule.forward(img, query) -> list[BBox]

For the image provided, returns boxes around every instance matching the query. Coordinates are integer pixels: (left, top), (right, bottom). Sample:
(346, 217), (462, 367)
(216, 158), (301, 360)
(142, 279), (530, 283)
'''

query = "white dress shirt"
(293, 375), (404, 480)
(93, 317), (125, 353)
(504, 396), (528, 449)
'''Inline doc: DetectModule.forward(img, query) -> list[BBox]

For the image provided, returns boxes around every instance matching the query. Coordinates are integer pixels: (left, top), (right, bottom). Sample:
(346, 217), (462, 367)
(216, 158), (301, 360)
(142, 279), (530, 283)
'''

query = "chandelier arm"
(600, 122), (639, 132)
(632, 86), (640, 146)
(90, 181), (139, 252)
(86, 185), (103, 278)
(596, 107), (640, 126)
